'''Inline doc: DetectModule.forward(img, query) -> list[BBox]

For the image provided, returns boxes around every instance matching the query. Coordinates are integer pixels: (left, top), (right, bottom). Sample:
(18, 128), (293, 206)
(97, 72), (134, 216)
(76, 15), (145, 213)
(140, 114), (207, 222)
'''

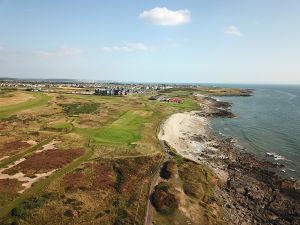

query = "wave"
(266, 152), (286, 161)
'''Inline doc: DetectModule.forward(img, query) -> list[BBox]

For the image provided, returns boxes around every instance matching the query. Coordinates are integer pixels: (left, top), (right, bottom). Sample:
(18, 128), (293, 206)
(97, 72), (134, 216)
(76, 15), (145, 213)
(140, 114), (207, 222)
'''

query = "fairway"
(74, 110), (152, 146)
(0, 92), (51, 119)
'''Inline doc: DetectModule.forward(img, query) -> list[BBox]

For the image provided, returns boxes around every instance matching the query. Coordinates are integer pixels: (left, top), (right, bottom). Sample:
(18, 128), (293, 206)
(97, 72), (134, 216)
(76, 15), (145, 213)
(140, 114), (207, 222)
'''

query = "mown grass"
(0, 92), (51, 119)
(168, 98), (199, 110)
(74, 110), (151, 146)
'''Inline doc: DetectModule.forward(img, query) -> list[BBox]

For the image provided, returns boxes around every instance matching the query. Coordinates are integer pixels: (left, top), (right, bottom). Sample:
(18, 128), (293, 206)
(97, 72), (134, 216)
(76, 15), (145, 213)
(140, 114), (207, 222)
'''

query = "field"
(0, 86), (239, 224)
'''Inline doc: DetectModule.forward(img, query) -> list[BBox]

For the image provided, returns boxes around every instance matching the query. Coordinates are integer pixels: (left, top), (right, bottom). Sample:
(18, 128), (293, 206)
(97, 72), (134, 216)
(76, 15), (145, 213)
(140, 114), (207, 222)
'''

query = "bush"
(113, 209), (133, 225)
(160, 161), (176, 180)
(61, 103), (100, 115)
(11, 206), (26, 218)
(113, 164), (125, 193)
(64, 210), (74, 217)
(150, 182), (178, 215)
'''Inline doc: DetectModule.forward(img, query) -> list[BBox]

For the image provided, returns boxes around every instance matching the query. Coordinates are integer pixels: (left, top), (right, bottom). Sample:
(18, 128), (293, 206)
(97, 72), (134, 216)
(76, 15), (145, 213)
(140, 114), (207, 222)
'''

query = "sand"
(36, 140), (60, 153)
(0, 157), (55, 193)
(159, 111), (218, 161)
(26, 140), (38, 145)
(0, 156), (9, 162)
(159, 111), (229, 182)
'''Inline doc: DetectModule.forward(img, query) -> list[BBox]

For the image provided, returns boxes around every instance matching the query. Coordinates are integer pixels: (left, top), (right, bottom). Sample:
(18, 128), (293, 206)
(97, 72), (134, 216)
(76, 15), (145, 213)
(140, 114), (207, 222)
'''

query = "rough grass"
(0, 92), (51, 119)
(178, 160), (216, 199)
(153, 156), (225, 225)
(60, 103), (100, 115)
(46, 123), (72, 131)
(0, 92), (33, 107)
(1, 154), (162, 225)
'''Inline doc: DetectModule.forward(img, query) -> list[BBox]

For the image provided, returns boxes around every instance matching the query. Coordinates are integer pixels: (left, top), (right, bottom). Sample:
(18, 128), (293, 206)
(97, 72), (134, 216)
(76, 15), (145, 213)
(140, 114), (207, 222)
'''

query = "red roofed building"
(169, 97), (182, 103)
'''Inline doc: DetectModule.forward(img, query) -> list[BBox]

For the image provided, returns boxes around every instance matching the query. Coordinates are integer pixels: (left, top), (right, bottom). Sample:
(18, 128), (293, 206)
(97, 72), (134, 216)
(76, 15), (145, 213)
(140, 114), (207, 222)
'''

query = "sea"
(209, 84), (300, 180)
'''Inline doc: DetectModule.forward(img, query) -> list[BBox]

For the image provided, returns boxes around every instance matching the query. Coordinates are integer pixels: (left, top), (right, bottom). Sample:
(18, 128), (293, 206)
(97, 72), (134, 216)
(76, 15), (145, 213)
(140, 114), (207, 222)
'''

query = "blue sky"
(0, 0), (299, 84)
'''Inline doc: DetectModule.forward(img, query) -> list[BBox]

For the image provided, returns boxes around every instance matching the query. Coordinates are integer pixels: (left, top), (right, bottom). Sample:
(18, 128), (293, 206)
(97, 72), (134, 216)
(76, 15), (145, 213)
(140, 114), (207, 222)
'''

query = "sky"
(0, 0), (300, 84)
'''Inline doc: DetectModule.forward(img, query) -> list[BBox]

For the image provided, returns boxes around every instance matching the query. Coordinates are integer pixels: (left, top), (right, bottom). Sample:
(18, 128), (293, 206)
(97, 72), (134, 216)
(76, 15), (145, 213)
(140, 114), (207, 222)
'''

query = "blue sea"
(210, 84), (300, 180)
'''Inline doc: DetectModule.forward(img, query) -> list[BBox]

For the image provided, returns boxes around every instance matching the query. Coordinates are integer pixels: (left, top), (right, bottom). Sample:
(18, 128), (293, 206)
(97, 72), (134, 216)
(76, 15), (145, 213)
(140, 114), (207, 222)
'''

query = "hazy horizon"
(0, 0), (300, 84)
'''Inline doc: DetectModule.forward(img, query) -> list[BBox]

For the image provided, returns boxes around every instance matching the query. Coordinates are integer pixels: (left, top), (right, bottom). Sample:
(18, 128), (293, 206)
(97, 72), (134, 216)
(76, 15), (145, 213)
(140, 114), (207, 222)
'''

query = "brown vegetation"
(151, 182), (179, 215)
(4, 148), (85, 176)
(0, 141), (31, 158)
(63, 161), (115, 191)
(115, 156), (161, 193)
(0, 179), (24, 193)
(160, 160), (176, 180)
(63, 171), (86, 190)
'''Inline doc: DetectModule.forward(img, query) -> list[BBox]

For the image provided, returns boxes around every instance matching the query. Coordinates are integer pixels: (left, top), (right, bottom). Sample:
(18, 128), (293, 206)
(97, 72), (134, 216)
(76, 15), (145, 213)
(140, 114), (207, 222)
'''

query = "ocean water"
(210, 85), (300, 180)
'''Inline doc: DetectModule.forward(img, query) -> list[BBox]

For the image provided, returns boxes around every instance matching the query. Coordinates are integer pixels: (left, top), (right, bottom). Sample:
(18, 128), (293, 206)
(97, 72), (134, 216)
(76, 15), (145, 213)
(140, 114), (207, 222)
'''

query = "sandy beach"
(159, 112), (216, 160)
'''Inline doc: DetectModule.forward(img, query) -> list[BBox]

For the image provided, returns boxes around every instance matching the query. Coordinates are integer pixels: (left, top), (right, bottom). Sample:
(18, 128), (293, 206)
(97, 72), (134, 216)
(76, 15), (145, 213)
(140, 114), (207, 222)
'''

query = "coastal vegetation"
(0, 86), (249, 224)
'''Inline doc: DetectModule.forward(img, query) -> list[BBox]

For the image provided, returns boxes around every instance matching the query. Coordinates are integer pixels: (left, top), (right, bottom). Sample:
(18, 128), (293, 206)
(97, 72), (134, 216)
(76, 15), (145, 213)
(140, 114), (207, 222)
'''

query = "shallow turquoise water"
(211, 85), (300, 180)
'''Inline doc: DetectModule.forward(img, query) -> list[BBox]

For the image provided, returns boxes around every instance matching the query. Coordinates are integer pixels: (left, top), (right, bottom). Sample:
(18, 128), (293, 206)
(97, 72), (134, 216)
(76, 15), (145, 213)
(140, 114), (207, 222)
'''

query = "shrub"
(64, 210), (74, 217)
(61, 103), (100, 115)
(160, 160), (176, 180)
(150, 182), (178, 215)
(113, 164), (125, 193)
(11, 206), (26, 218)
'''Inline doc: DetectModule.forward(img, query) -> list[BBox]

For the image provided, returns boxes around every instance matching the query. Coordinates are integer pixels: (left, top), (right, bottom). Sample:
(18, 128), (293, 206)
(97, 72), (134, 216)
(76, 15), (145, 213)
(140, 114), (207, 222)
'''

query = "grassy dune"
(0, 92), (51, 119)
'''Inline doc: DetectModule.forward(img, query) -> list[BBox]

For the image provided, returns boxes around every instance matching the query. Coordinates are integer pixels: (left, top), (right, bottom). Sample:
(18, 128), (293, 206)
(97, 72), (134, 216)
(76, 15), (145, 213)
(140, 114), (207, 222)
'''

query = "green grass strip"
(0, 92), (51, 119)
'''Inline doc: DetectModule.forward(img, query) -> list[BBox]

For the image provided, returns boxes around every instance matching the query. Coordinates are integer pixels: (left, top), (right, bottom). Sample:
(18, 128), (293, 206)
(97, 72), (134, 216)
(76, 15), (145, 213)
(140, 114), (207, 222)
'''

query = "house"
(148, 95), (159, 100)
(169, 97), (182, 104)
(158, 97), (169, 102)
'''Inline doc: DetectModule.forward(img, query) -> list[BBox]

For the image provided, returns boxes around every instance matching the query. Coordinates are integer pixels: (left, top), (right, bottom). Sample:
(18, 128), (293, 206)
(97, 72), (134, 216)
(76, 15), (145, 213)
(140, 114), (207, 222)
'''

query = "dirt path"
(144, 140), (171, 225)
(144, 168), (160, 225)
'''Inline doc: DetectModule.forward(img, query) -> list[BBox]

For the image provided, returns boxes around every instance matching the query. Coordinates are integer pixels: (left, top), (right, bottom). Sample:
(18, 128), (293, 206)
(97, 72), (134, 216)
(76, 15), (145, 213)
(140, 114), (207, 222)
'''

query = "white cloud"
(139, 7), (191, 26)
(102, 42), (153, 53)
(34, 45), (82, 59)
(225, 25), (243, 37)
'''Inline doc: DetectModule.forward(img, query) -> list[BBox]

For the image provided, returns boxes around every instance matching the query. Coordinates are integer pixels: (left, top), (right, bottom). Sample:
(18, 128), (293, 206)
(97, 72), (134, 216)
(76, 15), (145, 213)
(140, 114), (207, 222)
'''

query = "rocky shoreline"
(198, 94), (300, 225)
(159, 93), (300, 225)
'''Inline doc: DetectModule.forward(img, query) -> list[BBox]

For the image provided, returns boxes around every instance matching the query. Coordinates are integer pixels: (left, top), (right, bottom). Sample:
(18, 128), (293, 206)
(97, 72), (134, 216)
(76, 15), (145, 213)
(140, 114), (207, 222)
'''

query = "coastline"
(158, 94), (300, 225)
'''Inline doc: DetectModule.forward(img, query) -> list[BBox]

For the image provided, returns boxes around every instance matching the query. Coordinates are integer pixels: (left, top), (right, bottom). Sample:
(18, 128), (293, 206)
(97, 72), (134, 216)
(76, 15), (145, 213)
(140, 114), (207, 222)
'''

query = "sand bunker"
(36, 140), (60, 153)
(26, 140), (38, 145)
(0, 157), (56, 193)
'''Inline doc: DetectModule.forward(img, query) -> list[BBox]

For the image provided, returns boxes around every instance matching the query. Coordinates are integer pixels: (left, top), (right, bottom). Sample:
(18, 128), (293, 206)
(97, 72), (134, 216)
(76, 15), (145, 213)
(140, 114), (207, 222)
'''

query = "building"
(169, 97), (182, 103)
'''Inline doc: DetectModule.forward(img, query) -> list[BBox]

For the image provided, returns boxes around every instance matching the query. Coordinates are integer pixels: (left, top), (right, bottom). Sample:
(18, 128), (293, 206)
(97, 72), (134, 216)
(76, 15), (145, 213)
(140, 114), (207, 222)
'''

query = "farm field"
(0, 87), (208, 224)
